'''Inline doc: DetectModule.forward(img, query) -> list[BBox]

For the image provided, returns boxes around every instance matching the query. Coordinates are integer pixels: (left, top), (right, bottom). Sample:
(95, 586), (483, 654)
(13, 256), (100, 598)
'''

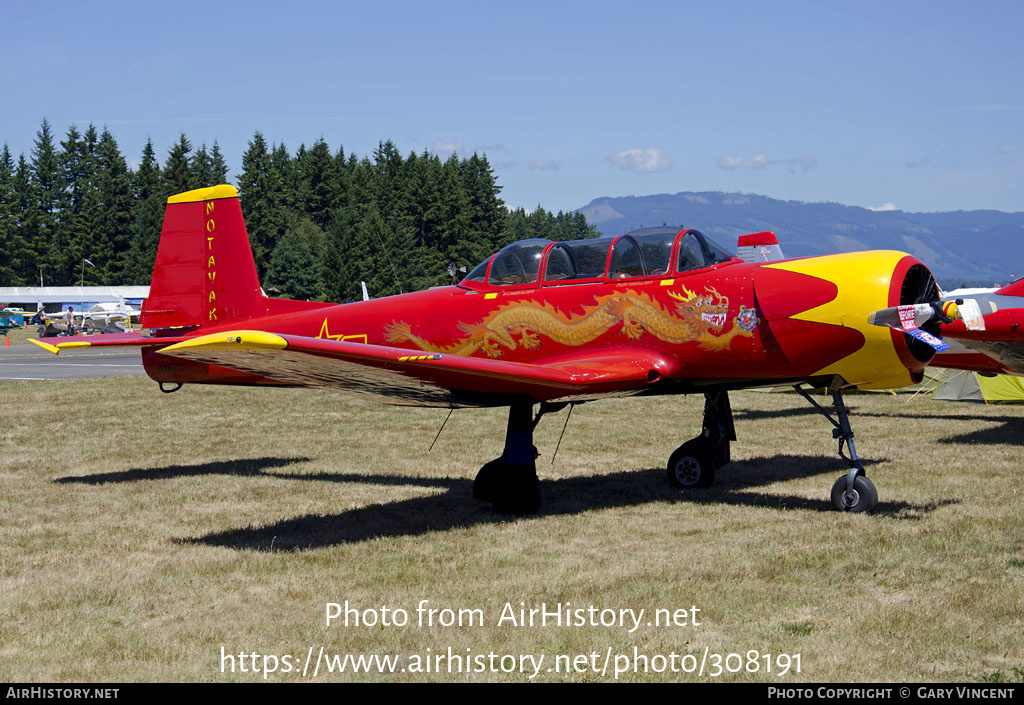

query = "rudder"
(142, 184), (264, 329)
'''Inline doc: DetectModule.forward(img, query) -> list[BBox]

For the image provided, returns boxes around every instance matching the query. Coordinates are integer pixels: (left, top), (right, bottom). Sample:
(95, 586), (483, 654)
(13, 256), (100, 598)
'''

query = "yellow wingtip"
(161, 330), (288, 353)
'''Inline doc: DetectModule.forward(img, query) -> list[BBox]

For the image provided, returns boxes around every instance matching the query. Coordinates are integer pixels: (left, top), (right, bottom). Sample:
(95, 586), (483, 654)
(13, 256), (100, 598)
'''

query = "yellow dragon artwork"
(385, 286), (757, 359)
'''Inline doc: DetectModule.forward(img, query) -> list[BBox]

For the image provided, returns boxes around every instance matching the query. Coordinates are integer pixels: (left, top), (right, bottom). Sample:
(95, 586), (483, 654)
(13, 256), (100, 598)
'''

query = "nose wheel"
(795, 382), (879, 513)
(830, 473), (877, 513)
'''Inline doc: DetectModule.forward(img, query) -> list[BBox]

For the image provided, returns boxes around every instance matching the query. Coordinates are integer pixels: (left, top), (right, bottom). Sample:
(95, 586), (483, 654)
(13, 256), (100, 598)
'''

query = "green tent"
(932, 369), (1024, 404)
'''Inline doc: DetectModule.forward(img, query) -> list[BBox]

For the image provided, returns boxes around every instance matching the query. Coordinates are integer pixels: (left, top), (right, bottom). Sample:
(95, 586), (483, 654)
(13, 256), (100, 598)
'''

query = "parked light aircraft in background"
(31, 185), (1021, 514)
(0, 309), (27, 332)
(28, 303), (139, 337)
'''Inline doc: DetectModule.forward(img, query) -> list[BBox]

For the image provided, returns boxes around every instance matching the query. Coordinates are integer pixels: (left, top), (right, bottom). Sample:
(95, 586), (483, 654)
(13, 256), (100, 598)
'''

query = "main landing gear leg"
(666, 391), (735, 490)
(795, 383), (878, 513)
(473, 402), (546, 514)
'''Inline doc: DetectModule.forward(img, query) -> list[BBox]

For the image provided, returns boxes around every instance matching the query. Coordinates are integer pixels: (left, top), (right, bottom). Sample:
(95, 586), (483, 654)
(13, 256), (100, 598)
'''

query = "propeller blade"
(868, 302), (952, 352)
(905, 327), (951, 352)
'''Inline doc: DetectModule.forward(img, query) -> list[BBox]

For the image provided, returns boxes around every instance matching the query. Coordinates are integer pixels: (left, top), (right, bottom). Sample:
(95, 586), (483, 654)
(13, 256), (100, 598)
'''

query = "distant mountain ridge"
(577, 191), (1024, 287)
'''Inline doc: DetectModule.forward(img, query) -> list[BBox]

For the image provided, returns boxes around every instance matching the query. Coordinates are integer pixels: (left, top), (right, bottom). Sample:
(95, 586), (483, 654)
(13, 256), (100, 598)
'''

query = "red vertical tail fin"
(141, 185), (265, 329)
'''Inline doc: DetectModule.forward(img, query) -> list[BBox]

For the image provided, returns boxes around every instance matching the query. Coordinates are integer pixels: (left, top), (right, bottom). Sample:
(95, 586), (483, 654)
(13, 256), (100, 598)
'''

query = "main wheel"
(830, 474), (878, 513)
(666, 439), (716, 489)
(472, 458), (503, 503)
(491, 465), (542, 514)
(476, 461), (541, 514)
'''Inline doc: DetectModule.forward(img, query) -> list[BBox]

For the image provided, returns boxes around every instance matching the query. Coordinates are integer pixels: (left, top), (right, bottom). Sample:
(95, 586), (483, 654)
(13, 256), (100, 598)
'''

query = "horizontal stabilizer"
(29, 332), (190, 355)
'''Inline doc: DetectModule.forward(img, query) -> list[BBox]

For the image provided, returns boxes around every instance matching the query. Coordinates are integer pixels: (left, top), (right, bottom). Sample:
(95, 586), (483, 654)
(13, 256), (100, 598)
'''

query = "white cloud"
(529, 159), (562, 171)
(607, 148), (672, 173)
(719, 153), (768, 169)
(719, 153), (816, 173)
(867, 202), (898, 212)
(429, 138), (466, 157)
(429, 139), (511, 163)
(998, 144), (1021, 154)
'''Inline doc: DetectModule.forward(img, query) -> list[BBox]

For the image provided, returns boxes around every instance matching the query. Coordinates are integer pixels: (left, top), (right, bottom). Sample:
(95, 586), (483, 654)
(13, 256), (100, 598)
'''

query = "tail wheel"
(667, 439), (716, 489)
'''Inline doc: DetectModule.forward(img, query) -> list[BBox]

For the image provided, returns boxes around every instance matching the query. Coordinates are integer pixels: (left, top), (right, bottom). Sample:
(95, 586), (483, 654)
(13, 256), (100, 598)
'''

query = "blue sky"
(3, 0), (1022, 214)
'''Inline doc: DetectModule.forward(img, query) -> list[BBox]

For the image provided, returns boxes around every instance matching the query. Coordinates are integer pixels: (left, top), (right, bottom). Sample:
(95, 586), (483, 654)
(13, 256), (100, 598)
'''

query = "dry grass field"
(1, 372), (1022, 682)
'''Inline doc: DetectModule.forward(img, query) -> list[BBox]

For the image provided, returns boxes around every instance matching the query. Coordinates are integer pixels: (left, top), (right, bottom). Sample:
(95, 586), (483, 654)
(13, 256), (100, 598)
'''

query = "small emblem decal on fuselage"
(737, 306), (760, 332)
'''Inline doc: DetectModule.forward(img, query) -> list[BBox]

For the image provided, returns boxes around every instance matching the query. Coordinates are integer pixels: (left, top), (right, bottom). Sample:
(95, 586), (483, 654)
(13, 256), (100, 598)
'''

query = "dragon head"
(669, 286), (731, 332)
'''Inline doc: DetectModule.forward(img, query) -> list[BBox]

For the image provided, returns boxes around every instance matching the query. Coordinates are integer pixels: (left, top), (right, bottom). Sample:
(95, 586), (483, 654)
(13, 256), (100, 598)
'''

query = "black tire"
(472, 458), (503, 503)
(830, 474), (878, 513)
(476, 461), (542, 514)
(491, 465), (542, 514)
(667, 440), (716, 489)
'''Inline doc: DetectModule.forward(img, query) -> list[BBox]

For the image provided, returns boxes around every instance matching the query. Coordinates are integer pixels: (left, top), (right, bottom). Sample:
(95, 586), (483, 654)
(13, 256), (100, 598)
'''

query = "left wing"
(157, 330), (679, 407)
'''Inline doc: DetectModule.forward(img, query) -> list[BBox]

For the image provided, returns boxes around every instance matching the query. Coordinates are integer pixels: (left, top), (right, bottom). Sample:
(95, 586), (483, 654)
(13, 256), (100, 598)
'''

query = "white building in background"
(0, 286), (149, 312)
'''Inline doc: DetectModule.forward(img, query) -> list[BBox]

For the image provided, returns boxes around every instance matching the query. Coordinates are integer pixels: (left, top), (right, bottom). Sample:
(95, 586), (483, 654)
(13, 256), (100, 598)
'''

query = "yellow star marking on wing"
(316, 318), (368, 344)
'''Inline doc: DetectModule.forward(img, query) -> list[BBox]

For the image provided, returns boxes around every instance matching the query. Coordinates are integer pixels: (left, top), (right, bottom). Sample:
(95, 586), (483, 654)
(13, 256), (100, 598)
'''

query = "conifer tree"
(191, 144), (214, 187)
(297, 138), (337, 231)
(163, 134), (193, 195)
(59, 124), (104, 285)
(210, 141), (229, 183)
(265, 218), (326, 300)
(238, 131), (275, 276)
(12, 154), (43, 286)
(94, 129), (133, 282)
(125, 139), (164, 284)
(437, 154), (473, 271)
(31, 119), (62, 283)
(0, 146), (20, 284)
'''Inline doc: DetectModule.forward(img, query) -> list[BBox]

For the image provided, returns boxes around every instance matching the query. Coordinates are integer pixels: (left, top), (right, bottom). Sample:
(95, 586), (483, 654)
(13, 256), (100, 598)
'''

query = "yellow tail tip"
(28, 338), (60, 355)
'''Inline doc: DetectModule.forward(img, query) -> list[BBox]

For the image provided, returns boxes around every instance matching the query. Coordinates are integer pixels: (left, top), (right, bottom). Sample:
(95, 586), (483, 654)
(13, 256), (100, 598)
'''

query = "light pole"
(80, 258), (95, 286)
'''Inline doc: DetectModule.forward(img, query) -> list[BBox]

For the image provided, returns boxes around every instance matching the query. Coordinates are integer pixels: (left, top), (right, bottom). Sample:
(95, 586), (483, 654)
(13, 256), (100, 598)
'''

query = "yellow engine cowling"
(762, 250), (939, 390)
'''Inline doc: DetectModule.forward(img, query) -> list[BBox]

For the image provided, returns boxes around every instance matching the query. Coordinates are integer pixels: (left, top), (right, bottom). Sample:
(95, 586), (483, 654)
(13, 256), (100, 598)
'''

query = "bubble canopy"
(460, 227), (737, 290)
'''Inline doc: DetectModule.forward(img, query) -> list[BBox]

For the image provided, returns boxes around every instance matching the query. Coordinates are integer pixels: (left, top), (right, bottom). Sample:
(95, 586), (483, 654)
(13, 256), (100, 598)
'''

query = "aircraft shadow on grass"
(935, 417), (1024, 446)
(55, 456), (314, 484)
(51, 453), (949, 552)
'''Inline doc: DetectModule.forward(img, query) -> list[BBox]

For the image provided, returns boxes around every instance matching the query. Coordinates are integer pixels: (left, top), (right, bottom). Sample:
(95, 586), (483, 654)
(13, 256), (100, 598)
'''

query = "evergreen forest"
(0, 119), (598, 301)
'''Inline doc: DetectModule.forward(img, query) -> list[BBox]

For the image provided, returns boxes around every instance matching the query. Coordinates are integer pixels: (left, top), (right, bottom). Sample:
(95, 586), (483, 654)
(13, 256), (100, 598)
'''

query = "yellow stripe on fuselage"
(766, 251), (913, 389)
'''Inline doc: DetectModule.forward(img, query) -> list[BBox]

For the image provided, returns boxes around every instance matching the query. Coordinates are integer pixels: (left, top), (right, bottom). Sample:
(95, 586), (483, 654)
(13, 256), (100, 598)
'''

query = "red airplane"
(932, 283), (1024, 377)
(32, 185), (1001, 515)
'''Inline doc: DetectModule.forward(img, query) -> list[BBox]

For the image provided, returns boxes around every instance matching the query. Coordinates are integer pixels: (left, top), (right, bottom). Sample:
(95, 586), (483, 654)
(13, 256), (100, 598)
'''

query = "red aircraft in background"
(32, 185), (1020, 514)
(931, 282), (1024, 377)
